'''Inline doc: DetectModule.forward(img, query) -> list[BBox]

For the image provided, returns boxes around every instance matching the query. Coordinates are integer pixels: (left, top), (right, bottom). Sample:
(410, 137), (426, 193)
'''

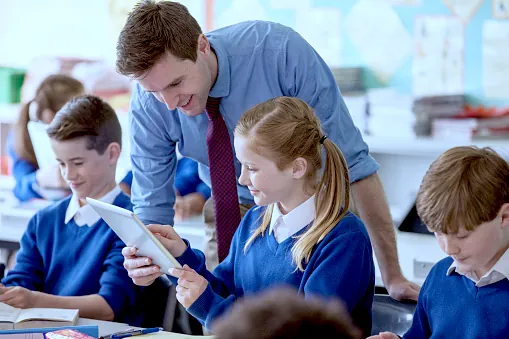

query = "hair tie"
(319, 135), (328, 144)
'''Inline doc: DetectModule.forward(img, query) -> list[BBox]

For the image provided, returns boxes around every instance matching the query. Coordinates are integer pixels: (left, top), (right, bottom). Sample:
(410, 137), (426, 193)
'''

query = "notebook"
(0, 303), (78, 330)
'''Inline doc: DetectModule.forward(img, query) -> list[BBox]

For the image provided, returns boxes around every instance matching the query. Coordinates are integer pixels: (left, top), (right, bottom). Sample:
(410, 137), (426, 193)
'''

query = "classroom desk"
(0, 196), (206, 249)
(0, 189), (447, 288)
(373, 230), (447, 287)
(77, 318), (212, 338)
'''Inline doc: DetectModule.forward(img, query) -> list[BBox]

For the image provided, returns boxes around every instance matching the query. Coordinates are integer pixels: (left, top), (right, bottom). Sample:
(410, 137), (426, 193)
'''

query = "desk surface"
(373, 230), (447, 287)
(77, 318), (212, 338)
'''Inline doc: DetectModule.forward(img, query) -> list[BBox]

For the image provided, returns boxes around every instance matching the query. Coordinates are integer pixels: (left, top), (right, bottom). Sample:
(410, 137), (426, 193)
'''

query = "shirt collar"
(207, 35), (231, 98)
(269, 196), (315, 237)
(447, 248), (509, 284)
(65, 186), (122, 225)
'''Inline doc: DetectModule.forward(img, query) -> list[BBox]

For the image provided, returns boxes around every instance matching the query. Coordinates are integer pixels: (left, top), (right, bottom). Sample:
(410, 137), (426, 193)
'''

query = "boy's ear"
(106, 142), (121, 165)
(292, 157), (308, 180)
(499, 203), (509, 229)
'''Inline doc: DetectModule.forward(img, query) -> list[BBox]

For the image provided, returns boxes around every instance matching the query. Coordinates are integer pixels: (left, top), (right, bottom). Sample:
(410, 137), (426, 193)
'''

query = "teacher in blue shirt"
(117, 0), (419, 301)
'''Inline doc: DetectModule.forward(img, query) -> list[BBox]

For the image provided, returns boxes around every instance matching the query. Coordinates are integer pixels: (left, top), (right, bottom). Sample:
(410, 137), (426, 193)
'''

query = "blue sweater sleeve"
(7, 135), (42, 201)
(168, 231), (241, 328)
(174, 158), (210, 199)
(120, 170), (133, 186)
(195, 182), (211, 200)
(403, 274), (432, 339)
(303, 229), (374, 313)
(98, 235), (139, 319)
(1, 214), (45, 289)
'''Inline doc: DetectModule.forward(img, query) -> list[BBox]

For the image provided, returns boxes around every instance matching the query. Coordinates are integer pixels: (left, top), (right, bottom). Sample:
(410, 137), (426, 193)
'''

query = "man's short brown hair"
(416, 146), (509, 234)
(116, 0), (203, 77)
(46, 95), (122, 155)
(212, 287), (362, 339)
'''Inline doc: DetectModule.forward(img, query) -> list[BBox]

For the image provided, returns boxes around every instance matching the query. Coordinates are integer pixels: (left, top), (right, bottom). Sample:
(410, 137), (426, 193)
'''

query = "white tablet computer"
(85, 197), (182, 272)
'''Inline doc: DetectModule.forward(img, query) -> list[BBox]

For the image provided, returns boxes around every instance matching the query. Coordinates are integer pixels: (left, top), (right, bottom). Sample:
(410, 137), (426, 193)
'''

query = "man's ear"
(107, 142), (121, 165)
(292, 157), (308, 180)
(197, 34), (210, 56)
(499, 203), (509, 229)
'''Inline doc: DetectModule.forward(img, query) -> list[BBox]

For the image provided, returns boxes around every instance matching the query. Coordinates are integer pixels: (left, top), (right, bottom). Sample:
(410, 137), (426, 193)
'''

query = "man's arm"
(352, 174), (420, 300)
(129, 83), (178, 225)
(278, 28), (419, 300)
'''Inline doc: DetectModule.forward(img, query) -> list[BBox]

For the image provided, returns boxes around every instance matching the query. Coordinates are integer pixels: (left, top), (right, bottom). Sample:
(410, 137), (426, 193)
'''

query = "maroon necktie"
(205, 97), (241, 262)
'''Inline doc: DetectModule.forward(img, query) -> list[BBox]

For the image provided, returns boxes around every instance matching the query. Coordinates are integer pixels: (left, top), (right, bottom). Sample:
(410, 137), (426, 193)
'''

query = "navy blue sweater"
(404, 257), (509, 338)
(171, 206), (375, 336)
(2, 193), (141, 324)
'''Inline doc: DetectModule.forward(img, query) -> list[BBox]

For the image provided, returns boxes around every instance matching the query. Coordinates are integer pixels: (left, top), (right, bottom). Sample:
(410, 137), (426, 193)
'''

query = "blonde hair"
(235, 97), (350, 271)
(416, 146), (509, 234)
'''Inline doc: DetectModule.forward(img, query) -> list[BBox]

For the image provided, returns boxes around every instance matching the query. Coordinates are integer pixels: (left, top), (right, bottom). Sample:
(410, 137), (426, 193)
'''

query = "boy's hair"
(416, 146), (509, 234)
(235, 97), (350, 271)
(46, 95), (122, 155)
(212, 287), (362, 339)
(14, 74), (84, 166)
(116, 0), (202, 78)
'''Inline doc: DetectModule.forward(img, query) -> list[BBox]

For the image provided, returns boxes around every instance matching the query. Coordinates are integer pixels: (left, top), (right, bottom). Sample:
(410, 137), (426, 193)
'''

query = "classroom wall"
(213, 0), (509, 106)
(1, 0), (508, 106)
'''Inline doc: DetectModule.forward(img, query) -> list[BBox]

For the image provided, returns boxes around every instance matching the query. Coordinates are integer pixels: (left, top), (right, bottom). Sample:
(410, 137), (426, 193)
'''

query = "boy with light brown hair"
(0, 96), (140, 324)
(369, 146), (509, 339)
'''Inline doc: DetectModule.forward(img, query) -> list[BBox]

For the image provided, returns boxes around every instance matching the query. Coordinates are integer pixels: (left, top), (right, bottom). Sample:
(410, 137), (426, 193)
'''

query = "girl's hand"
(170, 265), (208, 308)
(147, 224), (188, 257)
(121, 224), (187, 286)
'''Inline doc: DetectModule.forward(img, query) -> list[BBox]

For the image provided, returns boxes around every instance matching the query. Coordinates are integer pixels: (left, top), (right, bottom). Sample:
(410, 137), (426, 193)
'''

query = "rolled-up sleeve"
(130, 84), (178, 225)
(278, 30), (379, 183)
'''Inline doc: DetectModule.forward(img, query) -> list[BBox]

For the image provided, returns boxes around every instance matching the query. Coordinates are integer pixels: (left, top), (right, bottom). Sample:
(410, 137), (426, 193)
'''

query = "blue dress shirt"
(129, 20), (378, 225)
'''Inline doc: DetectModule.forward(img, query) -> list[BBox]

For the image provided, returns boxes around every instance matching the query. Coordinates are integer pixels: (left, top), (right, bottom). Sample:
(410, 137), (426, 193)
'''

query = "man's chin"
(182, 109), (204, 117)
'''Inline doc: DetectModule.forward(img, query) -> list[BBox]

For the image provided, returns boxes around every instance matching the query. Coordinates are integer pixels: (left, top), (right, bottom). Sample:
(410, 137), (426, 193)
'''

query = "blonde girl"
(125, 97), (375, 336)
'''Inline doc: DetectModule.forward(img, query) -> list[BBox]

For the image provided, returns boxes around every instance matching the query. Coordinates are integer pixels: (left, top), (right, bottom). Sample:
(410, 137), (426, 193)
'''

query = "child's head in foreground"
(416, 146), (509, 277)
(212, 287), (362, 339)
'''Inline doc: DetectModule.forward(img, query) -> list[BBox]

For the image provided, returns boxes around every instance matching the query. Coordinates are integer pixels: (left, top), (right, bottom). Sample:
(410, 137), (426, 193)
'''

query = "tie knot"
(206, 96), (221, 119)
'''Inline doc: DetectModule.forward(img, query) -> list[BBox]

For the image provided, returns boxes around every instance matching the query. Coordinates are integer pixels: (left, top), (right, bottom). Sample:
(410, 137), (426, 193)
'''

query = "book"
(0, 303), (78, 330)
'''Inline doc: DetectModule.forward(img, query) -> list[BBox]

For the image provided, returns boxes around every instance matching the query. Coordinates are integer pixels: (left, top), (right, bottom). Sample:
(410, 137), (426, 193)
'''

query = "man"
(117, 0), (419, 301)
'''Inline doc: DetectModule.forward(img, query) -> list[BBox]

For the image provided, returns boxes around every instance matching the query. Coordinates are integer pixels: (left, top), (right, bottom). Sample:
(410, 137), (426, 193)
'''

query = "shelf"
(364, 135), (509, 156)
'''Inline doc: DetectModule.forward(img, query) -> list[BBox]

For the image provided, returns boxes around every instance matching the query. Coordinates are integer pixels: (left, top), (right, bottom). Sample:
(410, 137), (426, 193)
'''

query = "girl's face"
(234, 136), (302, 211)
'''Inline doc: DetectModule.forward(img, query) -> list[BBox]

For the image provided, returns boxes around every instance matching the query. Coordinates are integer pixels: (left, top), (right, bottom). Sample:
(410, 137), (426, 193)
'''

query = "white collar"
(269, 196), (315, 242)
(447, 247), (509, 287)
(65, 186), (122, 227)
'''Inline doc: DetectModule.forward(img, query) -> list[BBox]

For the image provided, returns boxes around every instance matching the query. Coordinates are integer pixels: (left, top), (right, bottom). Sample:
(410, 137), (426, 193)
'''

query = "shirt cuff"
(348, 153), (380, 183)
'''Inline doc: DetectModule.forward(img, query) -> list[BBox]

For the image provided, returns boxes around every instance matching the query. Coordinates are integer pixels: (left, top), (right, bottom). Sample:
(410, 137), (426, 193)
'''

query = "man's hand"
(367, 332), (400, 339)
(386, 275), (420, 301)
(170, 265), (208, 308)
(122, 224), (188, 286)
(0, 286), (36, 308)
